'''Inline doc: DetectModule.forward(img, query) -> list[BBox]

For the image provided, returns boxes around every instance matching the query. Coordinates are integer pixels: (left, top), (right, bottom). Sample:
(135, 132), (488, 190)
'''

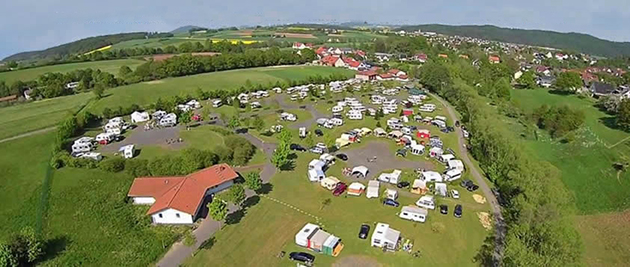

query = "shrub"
(98, 157), (126, 172)
(125, 159), (151, 177)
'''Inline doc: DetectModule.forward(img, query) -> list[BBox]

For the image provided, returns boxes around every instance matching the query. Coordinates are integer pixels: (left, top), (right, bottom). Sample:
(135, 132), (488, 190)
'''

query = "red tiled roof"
(316, 47), (327, 55)
(380, 73), (394, 78)
(355, 50), (366, 57)
(357, 70), (377, 76)
(489, 55), (500, 62)
(127, 164), (239, 215)
(388, 69), (401, 74)
(321, 55), (341, 65)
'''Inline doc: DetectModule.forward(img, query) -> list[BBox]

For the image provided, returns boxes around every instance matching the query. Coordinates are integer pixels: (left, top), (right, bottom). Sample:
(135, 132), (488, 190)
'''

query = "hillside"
(170, 25), (206, 34)
(397, 24), (630, 57)
(3, 32), (148, 62)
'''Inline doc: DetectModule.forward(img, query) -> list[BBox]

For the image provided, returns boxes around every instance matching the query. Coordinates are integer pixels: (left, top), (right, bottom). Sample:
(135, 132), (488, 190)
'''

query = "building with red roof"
(343, 57), (361, 69)
(315, 46), (328, 56)
(292, 42), (313, 50)
(127, 163), (239, 224)
(414, 53), (428, 63)
(489, 55), (500, 64)
(355, 50), (366, 58)
(355, 70), (378, 81)
(320, 55), (345, 67)
(377, 73), (394, 80)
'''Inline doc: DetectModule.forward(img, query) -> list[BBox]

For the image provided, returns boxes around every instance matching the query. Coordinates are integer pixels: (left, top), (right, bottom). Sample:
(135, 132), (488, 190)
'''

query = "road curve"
(430, 93), (506, 266)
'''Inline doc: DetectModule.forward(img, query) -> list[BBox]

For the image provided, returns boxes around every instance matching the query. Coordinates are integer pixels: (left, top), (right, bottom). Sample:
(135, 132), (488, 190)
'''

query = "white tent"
(435, 183), (448, 197)
(421, 171), (443, 182)
(377, 169), (401, 184)
(373, 128), (387, 137)
(366, 180), (380, 198)
(352, 166), (369, 178)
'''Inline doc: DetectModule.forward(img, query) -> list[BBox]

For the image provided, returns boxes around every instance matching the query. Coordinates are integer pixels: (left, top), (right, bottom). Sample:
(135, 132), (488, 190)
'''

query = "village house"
(489, 55), (501, 64)
(292, 42), (313, 50)
(127, 164), (239, 224)
(589, 82), (616, 98)
(355, 70), (378, 81)
(414, 53), (428, 63)
(320, 55), (345, 67)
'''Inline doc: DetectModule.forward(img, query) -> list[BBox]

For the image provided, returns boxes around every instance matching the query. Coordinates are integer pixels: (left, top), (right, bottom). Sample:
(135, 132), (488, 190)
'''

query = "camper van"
(443, 169), (463, 182)
(419, 105), (435, 113)
(399, 206), (428, 223)
(415, 195), (435, 210)
(432, 120), (446, 129)
(80, 152), (103, 161)
(119, 145), (135, 159)
(95, 133), (116, 145)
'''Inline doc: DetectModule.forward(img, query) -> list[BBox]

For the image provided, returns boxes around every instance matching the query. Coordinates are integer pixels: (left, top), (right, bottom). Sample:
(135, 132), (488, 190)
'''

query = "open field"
(88, 66), (354, 114)
(576, 210), (630, 267)
(510, 89), (630, 213)
(0, 59), (145, 83)
(0, 93), (92, 140)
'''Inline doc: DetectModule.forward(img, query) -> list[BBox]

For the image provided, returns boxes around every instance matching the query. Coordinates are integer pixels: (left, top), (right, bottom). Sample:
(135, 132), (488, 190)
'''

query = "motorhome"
(95, 133), (116, 145)
(119, 145), (135, 159)
(432, 120), (446, 129)
(415, 195), (435, 210)
(443, 169), (462, 182)
(299, 127), (307, 138)
(420, 104), (436, 112)
(71, 137), (94, 154)
(159, 113), (177, 127)
(346, 110), (363, 120)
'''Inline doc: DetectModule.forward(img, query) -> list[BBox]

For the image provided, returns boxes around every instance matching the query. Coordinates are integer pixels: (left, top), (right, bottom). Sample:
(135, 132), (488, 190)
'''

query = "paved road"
(156, 122), (277, 267)
(0, 126), (56, 144)
(274, 94), (328, 129)
(430, 93), (505, 266)
(342, 141), (434, 179)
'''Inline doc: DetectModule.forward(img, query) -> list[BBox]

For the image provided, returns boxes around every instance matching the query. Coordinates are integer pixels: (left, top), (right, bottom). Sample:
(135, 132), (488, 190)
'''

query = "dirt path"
(430, 93), (505, 266)
(0, 126), (56, 144)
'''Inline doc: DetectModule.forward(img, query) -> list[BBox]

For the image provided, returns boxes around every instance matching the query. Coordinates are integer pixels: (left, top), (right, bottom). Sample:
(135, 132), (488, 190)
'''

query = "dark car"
(383, 198), (400, 207)
(396, 181), (410, 189)
(460, 179), (473, 188)
(455, 120), (460, 127)
(358, 224), (370, 239)
(335, 153), (348, 161)
(447, 126), (455, 132)
(314, 129), (324, 136)
(440, 204), (448, 215)
(290, 144), (307, 152)
(454, 204), (463, 218)
(467, 184), (479, 192)
(333, 182), (348, 196)
(332, 114), (343, 119)
(289, 252), (315, 263)
(299, 105), (307, 109)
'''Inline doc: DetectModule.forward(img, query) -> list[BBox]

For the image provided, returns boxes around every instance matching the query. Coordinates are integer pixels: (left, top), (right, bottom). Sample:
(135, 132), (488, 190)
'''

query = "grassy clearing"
(510, 89), (630, 213)
(576, 210), (630, 267)
(186, 152), (490, 267)
(0, 59), (145, 83)
(0, 93), (92, 139)
(0, 132), (54, 239)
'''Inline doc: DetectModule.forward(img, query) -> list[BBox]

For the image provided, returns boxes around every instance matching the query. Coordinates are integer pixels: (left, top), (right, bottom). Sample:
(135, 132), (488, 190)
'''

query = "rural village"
(0, 21), (629, 267)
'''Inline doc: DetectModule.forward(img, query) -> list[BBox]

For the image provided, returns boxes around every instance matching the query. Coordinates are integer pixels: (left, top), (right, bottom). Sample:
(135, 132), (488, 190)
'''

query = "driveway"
(98, 125), (183, 153)
(342, 141), (433, 179)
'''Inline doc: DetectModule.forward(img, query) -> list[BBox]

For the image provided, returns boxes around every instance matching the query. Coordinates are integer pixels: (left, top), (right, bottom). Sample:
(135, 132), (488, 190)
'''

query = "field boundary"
(35, 150), (55, 235)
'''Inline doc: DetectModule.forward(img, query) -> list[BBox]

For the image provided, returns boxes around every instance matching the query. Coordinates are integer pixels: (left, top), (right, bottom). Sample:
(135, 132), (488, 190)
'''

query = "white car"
(310, 147), (324, 154)
(451, 189), (460, 199)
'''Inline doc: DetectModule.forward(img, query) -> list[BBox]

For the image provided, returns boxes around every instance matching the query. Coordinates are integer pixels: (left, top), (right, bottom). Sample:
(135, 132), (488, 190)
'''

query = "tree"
(225, 184), (246, 204)
(183, 229), (197, 247)
(519, 71), (536, 89)
(232, 97), (241, 109)
(418, 61), (451, 93)
(271, 129), (292, 169)
(320, 198), (331, 210)
(118, 65), (133, 78)
(617, 99), (630, 130)
(228, 115), (241, 129)
(303, 132), (315, 148)
(244, 172), (262, 191)
(98, 158), (125, 172)
(207, 199), (227, 221)
(92, 84), (104, 99)
(0, 243), (17, 267)
(252, 116), (265, 131)
(554, 72), (583, 92)
(494, 77), (512, 100)
(0, 227), (43, 266)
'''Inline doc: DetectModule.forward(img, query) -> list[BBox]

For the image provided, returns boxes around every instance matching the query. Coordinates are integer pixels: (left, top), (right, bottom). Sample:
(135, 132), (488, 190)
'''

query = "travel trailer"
(399, 206), (428, 223)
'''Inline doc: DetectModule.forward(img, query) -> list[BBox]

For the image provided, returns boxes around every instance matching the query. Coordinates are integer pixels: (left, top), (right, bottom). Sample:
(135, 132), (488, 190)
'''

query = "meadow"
(0, 59), (145, 83)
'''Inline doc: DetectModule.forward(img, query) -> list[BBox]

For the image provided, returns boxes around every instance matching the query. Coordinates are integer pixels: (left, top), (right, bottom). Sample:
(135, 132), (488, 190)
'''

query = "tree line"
(415, 58), (582, 265)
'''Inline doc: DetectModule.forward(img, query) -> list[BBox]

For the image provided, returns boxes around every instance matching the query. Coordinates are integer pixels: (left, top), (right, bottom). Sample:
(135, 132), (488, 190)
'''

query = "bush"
(125, 159), (151, 177)
(98, 157), (126, 172)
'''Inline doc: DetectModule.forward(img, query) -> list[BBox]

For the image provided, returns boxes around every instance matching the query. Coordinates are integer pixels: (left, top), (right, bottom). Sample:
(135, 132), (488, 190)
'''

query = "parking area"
(341, 141), (433, 179)
(98, 124), (184, 153)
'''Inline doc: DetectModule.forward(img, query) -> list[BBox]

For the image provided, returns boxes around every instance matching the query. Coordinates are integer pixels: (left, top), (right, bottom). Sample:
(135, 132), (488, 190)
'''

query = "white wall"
(151, 208), (194, 224)
(132, 196), (156, 205)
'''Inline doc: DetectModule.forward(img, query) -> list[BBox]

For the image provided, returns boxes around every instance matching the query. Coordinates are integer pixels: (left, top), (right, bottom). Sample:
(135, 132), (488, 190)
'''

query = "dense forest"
(398, 24), (630, 57)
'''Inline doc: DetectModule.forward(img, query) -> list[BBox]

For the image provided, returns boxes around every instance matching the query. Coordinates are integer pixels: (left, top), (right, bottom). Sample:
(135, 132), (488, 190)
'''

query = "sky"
(1, 0), (629, 59)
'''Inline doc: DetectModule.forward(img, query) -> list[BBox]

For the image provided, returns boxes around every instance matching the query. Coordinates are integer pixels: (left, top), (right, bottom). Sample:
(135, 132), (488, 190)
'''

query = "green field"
(576, 211), (630, 267)
(0, 59), (145, 83)
(0, 66), (353, 140)
(510, 89), (630, 214)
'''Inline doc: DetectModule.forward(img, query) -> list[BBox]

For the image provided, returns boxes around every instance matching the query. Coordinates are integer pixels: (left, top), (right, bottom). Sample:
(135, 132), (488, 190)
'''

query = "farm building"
(371, 223), (401, 251)
(347, 182), (365, 196)
(127, 164), (239, 224)
(295, 223), (344, 256)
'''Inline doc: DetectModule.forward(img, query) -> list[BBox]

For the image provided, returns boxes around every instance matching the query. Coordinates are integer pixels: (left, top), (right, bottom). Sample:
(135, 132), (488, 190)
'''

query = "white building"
(399, 206), (428, 223)
(127, 164), (239, 224)
(371, 223), (401, 251)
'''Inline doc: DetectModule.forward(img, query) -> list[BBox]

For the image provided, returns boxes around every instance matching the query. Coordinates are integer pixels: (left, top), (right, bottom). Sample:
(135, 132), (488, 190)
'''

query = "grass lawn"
(575, 211), (630, 267)
(0, 93), (92, 140)
(0, 132), (54, 240)
(0, 59), (145, 83)
(186, 153), (490, 267)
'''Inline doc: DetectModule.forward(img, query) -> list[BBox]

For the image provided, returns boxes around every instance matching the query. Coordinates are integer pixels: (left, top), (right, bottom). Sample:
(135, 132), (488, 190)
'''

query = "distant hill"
(170, 25), (206, 34)
(397, 24), (630, 57)
(3, 32), (148, 62)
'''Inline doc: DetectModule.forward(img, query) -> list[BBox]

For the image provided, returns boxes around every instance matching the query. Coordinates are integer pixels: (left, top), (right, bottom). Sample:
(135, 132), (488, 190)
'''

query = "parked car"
(290, 144), (307, 152)
(454, 204), (463, 218)
(439, 204), (448, 215)
(451, 189), (460, 199)
(383, 198), (400, 207)
(299, 105), (307, 109)
(446, 126), (455, 132)
(289, 252), (315, 264)
(358, 224), (370, 239)
(310, 147), (324, 154)
(314, 129), (324, 136)
(455, 120), (460, 127)
(335, 153), (348, 161)
(396, 181), (410, 189)
(467, 184), (479, 192)
(333, 183), (348, 196)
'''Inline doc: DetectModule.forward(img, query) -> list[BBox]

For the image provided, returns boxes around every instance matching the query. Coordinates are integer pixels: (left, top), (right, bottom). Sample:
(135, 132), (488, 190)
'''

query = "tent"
(411, 179), (428, 194)
(366, 180), (380, 198)
(335, 138), (351, 148)
(347, 182), (366, 196)
(389, 130), (403, 139)
(321, 177), (341, 190)
(373, 128), (387, 137)
(378, 170), (402, 184)
(435, 183), (448, 197)
(352, 166), (369, 178)
(360, 127), (372, 136)
(416, 129), (430, 139)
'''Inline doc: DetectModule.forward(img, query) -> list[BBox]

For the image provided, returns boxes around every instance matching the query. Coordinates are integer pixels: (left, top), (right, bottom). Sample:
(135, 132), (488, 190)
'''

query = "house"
(377, 73), (394, 80)
(366, 180), (380, 198)
(292, 42), (313, 50)
(388, 69), (407, 77)
(414, 53), (428, 63)
(371, 223), (401, 251)
(355, 70), (378, 81)
(321, 55), (345, 67)
(127, 164), (239, 224)
(347, 182), (365, 196)
(159, 113), (177, 127)
(374, 52), (393, 62)
(489, 55), (500, 64)
(295, 223), (344, 256)
(131, 111), (150, 123)
(399, 206), (428, 223)
(378, 169), (402, 184)
(421, 171), (443, 182)
(536, 66), (551, 76)
(415, 195), (435, 210)
(589, 82), (616, 97)
(320, 176), (341, 190)
(343, 57), (361, 70)
(315, 46), (328, 56)
(537, 76), (555, 88)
